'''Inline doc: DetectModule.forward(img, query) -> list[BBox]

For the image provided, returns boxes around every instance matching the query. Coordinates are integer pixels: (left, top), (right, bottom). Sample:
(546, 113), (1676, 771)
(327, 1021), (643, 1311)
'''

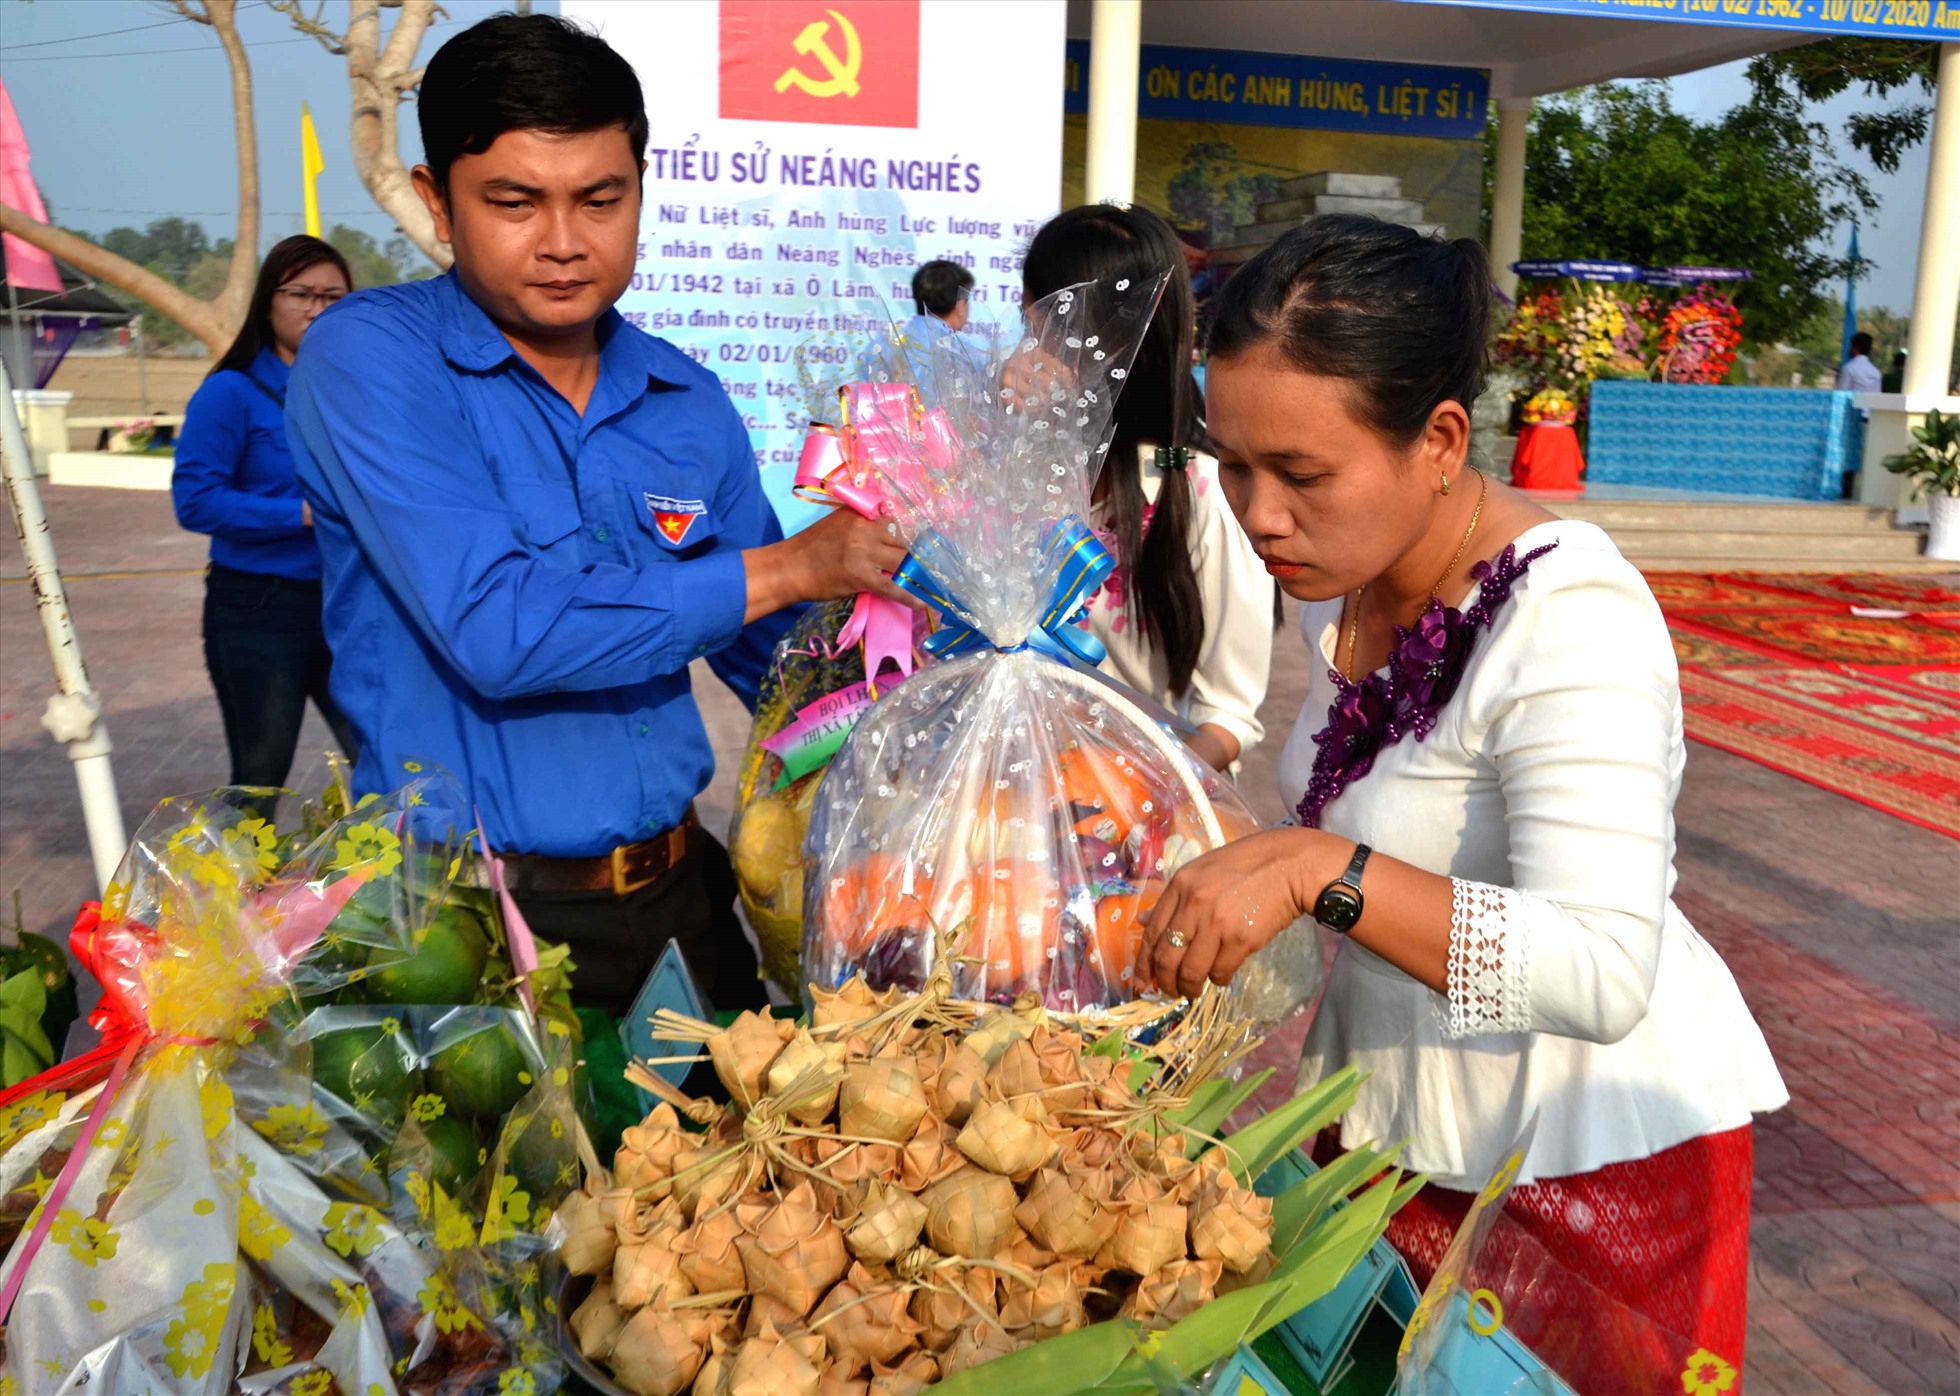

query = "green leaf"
(1166, 1067), (1271, 1146)
(1085, 1029), (1127, 1061)
(1216, 1065), (1364, 1188)
(1098, 1289), (1278, 1392)
(927, 1314), (1138, 1396)
(1267, 1143), (1394, 1255)
(0, 968), (46, 1019)
(1263, 1169), (1405, 1302)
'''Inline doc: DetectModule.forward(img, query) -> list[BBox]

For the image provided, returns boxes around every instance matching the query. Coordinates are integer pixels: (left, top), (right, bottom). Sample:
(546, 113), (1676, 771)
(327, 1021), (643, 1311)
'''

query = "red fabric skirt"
(1320, 1125), (1754, 1394)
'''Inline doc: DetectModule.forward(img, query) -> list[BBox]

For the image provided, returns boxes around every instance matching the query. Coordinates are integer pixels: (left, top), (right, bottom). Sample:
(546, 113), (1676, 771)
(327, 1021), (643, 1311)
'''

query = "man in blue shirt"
(893, 259), (990, 390)
(287, 15), (909, 1014)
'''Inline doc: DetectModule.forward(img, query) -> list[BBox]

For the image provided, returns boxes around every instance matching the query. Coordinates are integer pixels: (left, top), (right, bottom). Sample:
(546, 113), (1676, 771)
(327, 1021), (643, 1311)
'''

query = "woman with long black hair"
(1022, 205), (1276, 771)
(173, 235), (360, 799)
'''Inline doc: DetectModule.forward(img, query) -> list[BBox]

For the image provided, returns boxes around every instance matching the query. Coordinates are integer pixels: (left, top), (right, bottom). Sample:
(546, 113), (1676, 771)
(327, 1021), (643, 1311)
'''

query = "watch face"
(1316, 886), (1363, 933)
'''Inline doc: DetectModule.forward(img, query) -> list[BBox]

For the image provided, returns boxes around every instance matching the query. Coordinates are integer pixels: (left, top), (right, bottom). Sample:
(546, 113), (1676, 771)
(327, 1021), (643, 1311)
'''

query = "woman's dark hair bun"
(1207, 213), (1492, 445)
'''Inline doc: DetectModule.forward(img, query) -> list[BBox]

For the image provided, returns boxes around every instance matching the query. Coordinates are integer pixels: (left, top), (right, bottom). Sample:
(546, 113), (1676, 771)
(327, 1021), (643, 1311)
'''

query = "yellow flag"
(300, 103), (325, 238)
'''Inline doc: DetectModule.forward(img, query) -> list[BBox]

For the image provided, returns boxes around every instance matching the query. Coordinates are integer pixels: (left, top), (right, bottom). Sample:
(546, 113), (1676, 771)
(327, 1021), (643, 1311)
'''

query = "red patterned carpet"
(1645, 573), (1960, 840)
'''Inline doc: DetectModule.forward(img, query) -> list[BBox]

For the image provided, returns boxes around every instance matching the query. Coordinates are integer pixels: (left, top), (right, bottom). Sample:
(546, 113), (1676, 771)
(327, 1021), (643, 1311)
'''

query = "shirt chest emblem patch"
(645, 493), (706, 546)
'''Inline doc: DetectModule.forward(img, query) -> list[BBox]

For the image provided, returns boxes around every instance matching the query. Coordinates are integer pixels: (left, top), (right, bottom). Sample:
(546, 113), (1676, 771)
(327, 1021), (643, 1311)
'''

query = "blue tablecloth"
(1586, 382), (1861, 500)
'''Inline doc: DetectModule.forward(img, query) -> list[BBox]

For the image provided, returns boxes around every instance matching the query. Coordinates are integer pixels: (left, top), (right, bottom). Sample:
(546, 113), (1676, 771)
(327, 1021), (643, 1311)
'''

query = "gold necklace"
(1342, 467), (1488, 682)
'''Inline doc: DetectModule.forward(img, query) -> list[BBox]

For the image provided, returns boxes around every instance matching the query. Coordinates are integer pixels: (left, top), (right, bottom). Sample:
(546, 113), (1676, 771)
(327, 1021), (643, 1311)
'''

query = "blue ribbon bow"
(892, 517), (1114, 667)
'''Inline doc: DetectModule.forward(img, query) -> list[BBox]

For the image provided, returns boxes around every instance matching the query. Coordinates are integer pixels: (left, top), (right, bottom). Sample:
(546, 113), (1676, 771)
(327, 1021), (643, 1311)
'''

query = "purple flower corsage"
(1297, 541), (1557, 829)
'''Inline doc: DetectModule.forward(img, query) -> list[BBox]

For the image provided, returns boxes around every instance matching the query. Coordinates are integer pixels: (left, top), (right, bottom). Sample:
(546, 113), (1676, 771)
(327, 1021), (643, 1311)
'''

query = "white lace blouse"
(1278, 520), (1787, 1190)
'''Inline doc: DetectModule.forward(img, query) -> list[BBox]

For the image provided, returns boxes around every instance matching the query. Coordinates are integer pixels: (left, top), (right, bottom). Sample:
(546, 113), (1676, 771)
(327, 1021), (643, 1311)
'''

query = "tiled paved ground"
(3, 483), (1957, 1390)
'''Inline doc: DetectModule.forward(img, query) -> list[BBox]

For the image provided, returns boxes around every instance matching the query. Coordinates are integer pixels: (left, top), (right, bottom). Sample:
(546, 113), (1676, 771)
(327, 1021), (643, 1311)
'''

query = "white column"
(1083, 0), (1141, 205)
(1904, 43), (1960, 399)
(1490, 96), (1531, 302)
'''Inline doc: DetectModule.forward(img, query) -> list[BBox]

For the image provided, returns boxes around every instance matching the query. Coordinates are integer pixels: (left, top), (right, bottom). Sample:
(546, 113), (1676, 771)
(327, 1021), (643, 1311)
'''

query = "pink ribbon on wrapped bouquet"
(794, 381), (956, 694)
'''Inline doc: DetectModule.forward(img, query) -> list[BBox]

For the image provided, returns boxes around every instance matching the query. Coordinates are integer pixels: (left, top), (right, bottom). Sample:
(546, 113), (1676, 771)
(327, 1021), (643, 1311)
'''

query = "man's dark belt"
(499, 807), (700, 897)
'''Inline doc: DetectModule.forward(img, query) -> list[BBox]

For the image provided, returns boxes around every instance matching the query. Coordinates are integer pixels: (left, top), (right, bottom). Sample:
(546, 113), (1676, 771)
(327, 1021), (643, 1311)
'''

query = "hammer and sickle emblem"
(774, 8), (863, 99)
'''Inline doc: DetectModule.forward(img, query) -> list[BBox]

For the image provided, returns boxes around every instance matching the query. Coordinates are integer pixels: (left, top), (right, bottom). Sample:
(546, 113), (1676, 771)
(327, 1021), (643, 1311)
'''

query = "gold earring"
(1441, 473), (1453, 496)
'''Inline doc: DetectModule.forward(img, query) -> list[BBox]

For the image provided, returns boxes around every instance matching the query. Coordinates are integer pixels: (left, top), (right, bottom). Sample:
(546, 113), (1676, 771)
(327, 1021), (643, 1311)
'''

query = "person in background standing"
(907, 259), (972, 334)
(1022, 204), (1276, 772)
(1835, 331), (1882, 392)
(894, 258), (987, 384)
(1880, 348), (1907, 394)
(173, 235), (359, 807)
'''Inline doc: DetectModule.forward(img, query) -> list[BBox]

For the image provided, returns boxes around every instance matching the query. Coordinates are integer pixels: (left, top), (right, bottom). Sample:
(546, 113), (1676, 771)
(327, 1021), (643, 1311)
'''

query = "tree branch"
(266, 0), (350, 55)
(204, 0), (261, 331)
(328, 0), (451, 268)
(0, 205), (230, 350)
(161, 0), (213, 26)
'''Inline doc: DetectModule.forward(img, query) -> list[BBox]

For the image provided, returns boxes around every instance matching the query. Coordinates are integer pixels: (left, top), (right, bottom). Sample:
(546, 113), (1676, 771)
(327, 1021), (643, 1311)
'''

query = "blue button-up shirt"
(172, 347), (319, 579)
(893, 313), (990, 390)
(287, 271), (798, 856)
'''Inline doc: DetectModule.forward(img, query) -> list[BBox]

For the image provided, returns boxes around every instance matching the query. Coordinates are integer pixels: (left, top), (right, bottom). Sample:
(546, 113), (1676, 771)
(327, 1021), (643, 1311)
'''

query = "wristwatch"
(1312, 844), (1372, 934)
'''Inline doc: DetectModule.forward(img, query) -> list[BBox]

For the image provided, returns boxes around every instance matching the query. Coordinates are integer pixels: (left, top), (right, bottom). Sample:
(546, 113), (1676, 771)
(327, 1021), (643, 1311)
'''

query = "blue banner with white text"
(1394, 0), (1959, 43)
(1063, 41), (1489, 140)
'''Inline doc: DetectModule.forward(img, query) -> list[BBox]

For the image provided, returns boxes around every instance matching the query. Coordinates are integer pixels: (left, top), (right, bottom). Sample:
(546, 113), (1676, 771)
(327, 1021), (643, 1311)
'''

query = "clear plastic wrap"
(800, 275), (1321, 1023)
(730, 341), (939, 996)
(1391, 1122), (1719, 1396)
(0, 779), (580, 1393)
(729, 598), (887, 995)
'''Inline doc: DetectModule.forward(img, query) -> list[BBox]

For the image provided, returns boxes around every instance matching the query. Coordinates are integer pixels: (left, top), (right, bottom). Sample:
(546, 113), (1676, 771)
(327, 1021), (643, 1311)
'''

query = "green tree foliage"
(1518, 82), (1873, 348)
(58, 217), (432, 351)
(1747, 38), (1938, 173)
(1777, 296), (1913, 385)
(325, 224), (434, 293)
(97, 217), (213, 285)
(82, 218), (223, 348)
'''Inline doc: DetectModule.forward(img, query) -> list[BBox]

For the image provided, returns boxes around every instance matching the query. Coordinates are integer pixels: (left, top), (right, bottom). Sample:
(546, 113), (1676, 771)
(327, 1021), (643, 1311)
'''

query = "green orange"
(361, 903), (490, 1006)
(428, 1022), (531, 1121)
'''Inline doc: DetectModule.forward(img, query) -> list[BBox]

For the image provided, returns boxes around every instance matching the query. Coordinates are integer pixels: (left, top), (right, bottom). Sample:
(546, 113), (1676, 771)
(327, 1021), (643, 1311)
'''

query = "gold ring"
(1165, 931), (1187, 950)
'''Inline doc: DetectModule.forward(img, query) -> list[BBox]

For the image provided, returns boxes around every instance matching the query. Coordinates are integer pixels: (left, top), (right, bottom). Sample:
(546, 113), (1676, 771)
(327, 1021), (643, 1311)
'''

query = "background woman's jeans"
(202, 562), (359, 799)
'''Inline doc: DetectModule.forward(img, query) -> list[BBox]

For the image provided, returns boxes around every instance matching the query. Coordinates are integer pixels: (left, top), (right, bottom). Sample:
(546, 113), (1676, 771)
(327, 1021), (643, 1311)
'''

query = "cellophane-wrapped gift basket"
(728, 337), (937, 999)
(0, 776), (584, 1393)
(798, 273), (1319, 1025)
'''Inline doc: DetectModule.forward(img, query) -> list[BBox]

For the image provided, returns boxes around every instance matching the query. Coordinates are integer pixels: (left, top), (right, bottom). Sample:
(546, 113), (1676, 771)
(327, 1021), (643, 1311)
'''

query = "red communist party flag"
(719, 1), (921, 129)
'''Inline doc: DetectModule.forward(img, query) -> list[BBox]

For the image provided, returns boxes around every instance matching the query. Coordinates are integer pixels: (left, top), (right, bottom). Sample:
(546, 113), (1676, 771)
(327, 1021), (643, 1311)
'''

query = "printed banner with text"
(1395, 0), (1959, 42)
(565, 0), (1066, 530)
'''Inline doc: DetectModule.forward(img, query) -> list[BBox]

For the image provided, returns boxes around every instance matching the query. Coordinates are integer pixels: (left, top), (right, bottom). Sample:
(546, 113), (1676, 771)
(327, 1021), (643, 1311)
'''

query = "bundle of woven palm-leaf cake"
(555, 971), (1398, 1396)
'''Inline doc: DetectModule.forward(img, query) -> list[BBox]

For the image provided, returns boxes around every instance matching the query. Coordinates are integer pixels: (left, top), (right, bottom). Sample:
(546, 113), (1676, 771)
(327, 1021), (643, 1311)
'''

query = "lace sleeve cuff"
(1434, 880), (1533, 1038)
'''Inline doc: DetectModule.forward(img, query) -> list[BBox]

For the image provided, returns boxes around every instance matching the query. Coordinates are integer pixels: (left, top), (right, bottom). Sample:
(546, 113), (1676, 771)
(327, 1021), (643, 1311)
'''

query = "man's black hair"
(1850, 331), (1874, 356)
(912, 260), (974, 317)
(418, 14), (648, 192)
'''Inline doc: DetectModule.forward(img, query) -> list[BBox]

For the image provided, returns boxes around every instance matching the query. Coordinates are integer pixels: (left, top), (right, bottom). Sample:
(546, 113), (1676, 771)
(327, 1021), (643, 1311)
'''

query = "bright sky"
(0, 0), (1933, 309)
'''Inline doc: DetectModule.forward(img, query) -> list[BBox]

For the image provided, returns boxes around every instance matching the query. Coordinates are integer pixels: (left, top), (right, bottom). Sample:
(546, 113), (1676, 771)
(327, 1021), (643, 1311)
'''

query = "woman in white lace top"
(1140, 216), (1786, 1383)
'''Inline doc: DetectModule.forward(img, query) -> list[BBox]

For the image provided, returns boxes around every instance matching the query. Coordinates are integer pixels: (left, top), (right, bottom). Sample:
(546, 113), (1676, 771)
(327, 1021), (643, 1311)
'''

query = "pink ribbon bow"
(794, 382), (957, 693)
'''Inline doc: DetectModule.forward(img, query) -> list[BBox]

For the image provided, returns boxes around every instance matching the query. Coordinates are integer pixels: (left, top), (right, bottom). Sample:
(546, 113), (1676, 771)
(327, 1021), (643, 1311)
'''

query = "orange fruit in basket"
(1092, 879), (1165, 987)
(956, 861), (1063, 994)
(1058, 742), (1157, 844)
(817, 855), (937, 959)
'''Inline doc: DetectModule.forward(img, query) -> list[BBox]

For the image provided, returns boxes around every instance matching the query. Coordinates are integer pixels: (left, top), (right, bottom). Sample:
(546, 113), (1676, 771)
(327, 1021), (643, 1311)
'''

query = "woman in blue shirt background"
(173, 235), (360, 800)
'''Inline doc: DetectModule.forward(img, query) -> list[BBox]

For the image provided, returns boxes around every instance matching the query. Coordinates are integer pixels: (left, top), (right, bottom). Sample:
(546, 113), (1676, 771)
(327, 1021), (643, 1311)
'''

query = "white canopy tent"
(1071, 0), (1959, 403)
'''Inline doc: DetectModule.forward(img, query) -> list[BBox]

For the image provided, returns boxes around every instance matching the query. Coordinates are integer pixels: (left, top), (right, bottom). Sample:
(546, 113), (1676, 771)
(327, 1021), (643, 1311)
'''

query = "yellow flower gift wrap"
(0, 777), (583, 1393)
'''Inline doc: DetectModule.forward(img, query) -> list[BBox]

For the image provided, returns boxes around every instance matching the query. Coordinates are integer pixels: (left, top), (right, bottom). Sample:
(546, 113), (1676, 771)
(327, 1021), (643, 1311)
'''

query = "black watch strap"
(1313, 843), (1372, 934)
